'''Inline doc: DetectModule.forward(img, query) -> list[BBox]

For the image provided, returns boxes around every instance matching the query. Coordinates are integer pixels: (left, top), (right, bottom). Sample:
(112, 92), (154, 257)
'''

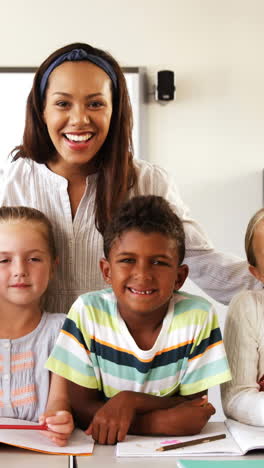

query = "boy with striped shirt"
(46, 195), (231, 444)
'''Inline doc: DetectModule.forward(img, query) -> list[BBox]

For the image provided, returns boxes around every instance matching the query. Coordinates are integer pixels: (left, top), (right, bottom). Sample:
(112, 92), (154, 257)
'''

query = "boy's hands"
(85, 393), (215, 444)
(39, 410), (74, 446)
(152, 396), (215, 436)
(85, 392), (136, 445)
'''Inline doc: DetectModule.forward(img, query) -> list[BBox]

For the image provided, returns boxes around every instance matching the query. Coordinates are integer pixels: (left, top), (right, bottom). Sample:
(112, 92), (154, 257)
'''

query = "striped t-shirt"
(46, 289), (231, 398)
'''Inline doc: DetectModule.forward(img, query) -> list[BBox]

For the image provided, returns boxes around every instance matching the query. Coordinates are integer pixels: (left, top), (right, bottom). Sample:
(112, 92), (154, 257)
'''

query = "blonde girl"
(0, 206), (73, 445)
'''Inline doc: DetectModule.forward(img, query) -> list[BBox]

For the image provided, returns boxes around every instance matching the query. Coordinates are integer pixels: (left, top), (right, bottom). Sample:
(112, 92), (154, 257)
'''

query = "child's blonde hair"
(245, 208), (264, 267)
(0, 206), (56, 259)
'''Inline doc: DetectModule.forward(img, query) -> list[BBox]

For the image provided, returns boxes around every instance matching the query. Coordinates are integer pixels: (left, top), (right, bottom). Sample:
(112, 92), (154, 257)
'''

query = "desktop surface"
(76, 444), (264, 467)
(0, 444), (67, 468)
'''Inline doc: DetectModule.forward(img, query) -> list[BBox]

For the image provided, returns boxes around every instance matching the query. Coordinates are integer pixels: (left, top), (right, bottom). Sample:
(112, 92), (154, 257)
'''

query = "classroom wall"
(1, 0), (263, 419)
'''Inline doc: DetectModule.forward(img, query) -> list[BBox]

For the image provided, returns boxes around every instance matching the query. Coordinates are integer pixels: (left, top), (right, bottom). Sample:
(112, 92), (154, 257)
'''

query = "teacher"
(0, 42), (258, 314)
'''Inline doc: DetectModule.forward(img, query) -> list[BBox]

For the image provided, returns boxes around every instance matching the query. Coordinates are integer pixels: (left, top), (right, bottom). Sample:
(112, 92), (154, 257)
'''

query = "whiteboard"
(0, 67), (144, 167)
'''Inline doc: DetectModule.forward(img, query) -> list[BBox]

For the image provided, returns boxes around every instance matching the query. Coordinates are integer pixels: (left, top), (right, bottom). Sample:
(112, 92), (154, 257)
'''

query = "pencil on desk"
(156, 433), (226, 451)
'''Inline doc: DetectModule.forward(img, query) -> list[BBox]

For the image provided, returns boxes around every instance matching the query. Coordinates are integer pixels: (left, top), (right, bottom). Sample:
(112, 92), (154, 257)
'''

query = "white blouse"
(0, 157), (258, 314)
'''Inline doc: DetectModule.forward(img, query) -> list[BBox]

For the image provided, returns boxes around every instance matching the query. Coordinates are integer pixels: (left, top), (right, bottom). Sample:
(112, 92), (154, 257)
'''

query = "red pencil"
(0, 423), (48, 430)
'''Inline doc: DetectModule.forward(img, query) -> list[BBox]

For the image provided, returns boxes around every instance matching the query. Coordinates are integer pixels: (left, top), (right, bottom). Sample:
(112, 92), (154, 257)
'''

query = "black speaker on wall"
(156, 70), (175, 101)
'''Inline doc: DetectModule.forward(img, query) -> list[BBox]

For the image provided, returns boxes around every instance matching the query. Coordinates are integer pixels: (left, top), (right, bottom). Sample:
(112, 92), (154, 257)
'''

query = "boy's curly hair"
(103, 195), (185, 264)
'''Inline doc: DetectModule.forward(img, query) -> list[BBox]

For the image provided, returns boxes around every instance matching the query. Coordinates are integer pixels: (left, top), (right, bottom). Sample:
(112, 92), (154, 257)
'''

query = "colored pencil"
(156, 433), (226, 451)
(0, 423), (48, 430)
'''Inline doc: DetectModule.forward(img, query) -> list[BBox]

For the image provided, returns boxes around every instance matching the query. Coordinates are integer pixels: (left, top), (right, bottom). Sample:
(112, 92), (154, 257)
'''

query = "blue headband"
(40, 48), (118, 99)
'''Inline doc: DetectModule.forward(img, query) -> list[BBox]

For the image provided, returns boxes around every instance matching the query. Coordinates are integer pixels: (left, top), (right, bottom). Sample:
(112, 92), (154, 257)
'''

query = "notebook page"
(116, 421), (242, 457)
(226, 419), (264, 455)
(0, 417), (94, 455)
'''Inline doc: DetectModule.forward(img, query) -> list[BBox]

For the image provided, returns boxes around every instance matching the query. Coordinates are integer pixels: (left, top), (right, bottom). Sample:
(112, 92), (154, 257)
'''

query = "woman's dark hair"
(103, 195), (186, 264)
(12, 42), (137, 234)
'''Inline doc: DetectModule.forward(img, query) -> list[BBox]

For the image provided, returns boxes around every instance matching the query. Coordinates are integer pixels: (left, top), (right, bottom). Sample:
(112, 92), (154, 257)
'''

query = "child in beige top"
(222, 208), (264, 425)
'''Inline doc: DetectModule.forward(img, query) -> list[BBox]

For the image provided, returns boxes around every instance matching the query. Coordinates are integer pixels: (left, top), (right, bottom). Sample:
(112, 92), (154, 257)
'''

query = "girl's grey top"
(0, 312), (66, 421)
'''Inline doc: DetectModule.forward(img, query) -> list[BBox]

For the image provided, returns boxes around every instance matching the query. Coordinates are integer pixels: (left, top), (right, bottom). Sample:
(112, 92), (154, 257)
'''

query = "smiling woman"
(0, 66), (143, 165)
(0, 41), (259, 315)
(42, 60), (113, 191)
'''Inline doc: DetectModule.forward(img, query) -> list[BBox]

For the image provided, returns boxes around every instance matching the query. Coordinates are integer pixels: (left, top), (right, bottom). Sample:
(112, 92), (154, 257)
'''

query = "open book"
(0, 417), (94, 455)
(116, 419), (264, 457)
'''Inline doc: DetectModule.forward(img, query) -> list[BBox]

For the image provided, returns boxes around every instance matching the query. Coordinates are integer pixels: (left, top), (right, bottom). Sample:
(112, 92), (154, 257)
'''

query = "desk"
(0, 444), (67, 468)
(76, 445), (264, 467)
(1, 444), (264, 468)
